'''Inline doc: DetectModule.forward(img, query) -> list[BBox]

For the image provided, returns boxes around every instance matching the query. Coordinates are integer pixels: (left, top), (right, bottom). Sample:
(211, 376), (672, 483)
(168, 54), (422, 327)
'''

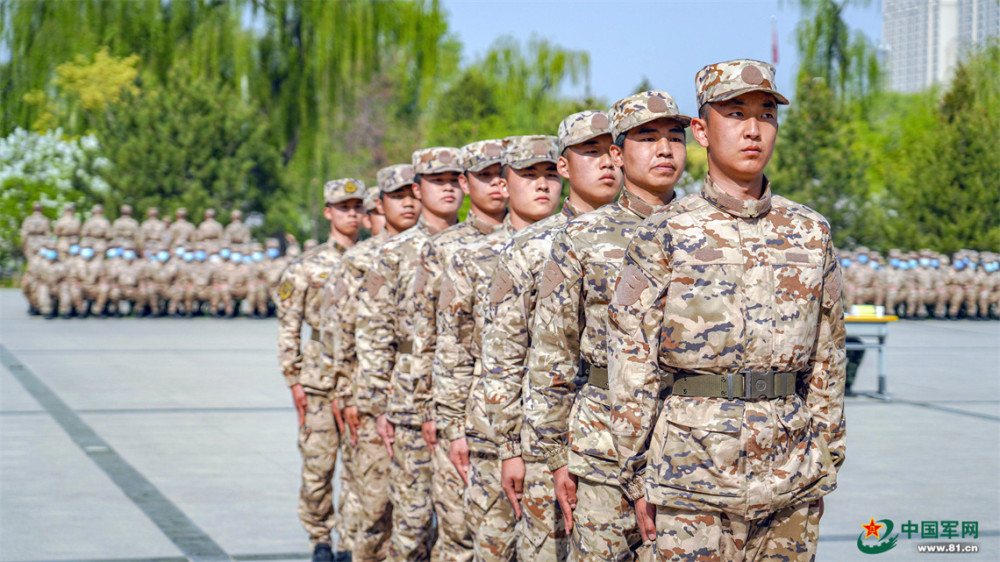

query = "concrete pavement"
(1, 289), (997, 561)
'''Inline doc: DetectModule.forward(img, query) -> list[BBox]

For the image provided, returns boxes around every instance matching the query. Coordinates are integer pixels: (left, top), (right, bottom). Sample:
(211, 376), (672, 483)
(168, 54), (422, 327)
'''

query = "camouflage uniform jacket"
(197, 219), (224, 242)
(21, 213), (51, 253)
(224, 221), (251, 246)
(410, 212), (504, 422)
(355, 218), (440, 425)
(276, 239), (347, 392)
(110, 217), (140, 245)
(81, 216), (110, 241)
(481, 201), (584, 461)
(321, 230), (389, 406)
(608, 176), (846, 520)
(140, 219), (167, 249)
(168, 220), (196, 248)
(434, 217), (516, 449)
(54, 215), (82, 242)
(526, 190), (670, 485)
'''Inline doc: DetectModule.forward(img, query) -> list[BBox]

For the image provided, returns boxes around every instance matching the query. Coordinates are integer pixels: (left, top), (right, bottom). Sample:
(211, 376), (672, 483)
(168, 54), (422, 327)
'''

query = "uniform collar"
(501, 215), (517, 236)
(417, 215), (442, 236)
(466, 209), (505, 235)
(560, 199), (585, 220)
(701, 174), (772, 219)
(618, 187), (673, 220)
(327, 239), (347, 254)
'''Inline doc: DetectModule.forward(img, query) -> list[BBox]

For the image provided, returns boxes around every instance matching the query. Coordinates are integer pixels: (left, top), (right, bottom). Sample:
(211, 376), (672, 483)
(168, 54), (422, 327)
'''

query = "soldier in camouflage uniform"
(113, 244), (141, 316)
(168, 208), (196, 250)
(110, 205), (140, 249)
(21, 201), (51, 257)
(408, 139), (509, 562)
(80, 241), (102, 317)
(520, 97), (688, 561)
(59, 242), (87, 318)
(140, 207), (167, 253)
(608, 60), (845, 560)
(481, 120), (624, 561)
(225, 209), (252, 246)
(355, 147), (464, 560)
(435, 136), (562, 562)
(198, 208), (224, 244)
(261, 238), (288, 316)
(327, 165), (420, 561)
(276, 179), (365, 562)
(81, 204), (110, 256)
(53, 203), (81, 258)
(33, 242), (63, 319)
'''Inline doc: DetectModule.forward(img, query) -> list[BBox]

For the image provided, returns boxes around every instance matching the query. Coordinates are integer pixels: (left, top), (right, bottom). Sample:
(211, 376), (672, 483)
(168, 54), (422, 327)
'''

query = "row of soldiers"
(841, 247), (999, 319)
(279, 60), (847, 562)
(21, 235), (297, 319)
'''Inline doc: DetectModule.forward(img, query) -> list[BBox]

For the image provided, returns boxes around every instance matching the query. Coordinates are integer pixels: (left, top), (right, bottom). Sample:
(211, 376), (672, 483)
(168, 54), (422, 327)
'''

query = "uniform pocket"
(773, 395), (833, 498)
(651, 396), (744, 497)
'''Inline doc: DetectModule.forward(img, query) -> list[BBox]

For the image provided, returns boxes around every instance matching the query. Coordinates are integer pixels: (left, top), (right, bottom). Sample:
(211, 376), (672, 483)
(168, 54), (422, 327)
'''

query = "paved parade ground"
(1, 288), (997, 561)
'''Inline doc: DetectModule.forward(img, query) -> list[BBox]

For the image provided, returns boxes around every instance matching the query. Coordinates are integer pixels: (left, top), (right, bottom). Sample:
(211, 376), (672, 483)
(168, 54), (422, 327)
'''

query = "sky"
(442, 0), (884, 116)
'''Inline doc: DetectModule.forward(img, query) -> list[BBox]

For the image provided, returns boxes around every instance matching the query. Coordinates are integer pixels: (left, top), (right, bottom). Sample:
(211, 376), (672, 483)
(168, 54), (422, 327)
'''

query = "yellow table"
(845, 315), (899, 400)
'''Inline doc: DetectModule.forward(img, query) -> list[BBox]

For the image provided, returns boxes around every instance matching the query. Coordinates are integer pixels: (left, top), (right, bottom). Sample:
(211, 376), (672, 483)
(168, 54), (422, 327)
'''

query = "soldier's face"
(610, 118), (686, 197)
(380, 185), (420, 231)
(325, 199), (364, 238)
(559, 134), (621, 208)
(414, 171), (464, 218)
(459, 164), (507, 216)
(692, 91), (778, 184)
(500, 162), (562, 223)
(367, 210), (387, 236)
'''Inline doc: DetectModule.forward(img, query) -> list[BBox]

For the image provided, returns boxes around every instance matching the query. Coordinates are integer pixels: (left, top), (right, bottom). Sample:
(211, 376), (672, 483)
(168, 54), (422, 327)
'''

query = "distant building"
(883, 0), (999, 93)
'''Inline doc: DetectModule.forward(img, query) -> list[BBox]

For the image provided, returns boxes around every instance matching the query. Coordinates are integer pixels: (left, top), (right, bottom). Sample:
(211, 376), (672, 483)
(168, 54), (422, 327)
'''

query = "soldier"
(881, 249), (906, 316)
(228, 248), (251, 317)
(94, 245), (122, 317)
(110, 205), (140, 249)
(59, 242), (86, 318)
(168, 208), (197, 249)
(481, 116), (622, 561)
(224, 209), (252, 246)
(247, 242), (268, 318)
(406, 139), (509, 562)
(435, 135), (562, 561)
(53, 203), (82, 258)
(277, 179), (365, 562)
(81, 204), (111, 256)
(608, 59), (845, 560)
(139, 207), (167, 253)
(185, 243), (212, 316)
(517, 97), (687, 561)
(21, 201), (51, 257)
(151, 246), (175, 317)
(208, 242), (231, 318)
(113, 244), (141, 316)
(327, 165), (420, 561)
(34, 242), (63, 319)
(80, 241), (102, 317)
(198, 208), (224, 243)
(906, 249), (938, 318)
(261, 238), (288, 316)
(355, 147), (464, 560)
(169, 249), (195, 317)
(980, 252), (1000, 319)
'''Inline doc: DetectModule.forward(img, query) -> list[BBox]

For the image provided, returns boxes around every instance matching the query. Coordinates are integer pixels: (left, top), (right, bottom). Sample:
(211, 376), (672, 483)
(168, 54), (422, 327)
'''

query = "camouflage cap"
(121, 204), (133, 215)
(205, 208), (216, 218)
(558, 110), (613, 153)
(412, 147), (464, 175)
(231, 209), (243, 220)
(610, 91), (691, 139)
(176, 207), (188, 218)
(324, 178), (366, 205)
(376, 164), (416, 195)
(363, 185), (380, 212)
(695, 59), (789, 109)
(502, 135), (559, 169)
(461, 139), (505, 173)
(63, 203), (76, 212)
(33, 201), (44, 211)
(148, 207), (159, 217)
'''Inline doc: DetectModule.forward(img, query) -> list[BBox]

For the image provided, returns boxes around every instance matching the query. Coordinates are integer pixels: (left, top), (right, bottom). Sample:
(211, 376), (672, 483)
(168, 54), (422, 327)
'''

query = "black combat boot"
(333, 550), (352, 562)
(312, 542), (333, 562)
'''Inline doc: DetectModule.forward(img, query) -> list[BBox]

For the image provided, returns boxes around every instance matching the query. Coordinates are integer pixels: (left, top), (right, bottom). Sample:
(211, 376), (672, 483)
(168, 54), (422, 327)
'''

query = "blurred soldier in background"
(111, 205), (140, 249)
(59, 242), (85, 318)
(82, 204), (110, 256)
(53, 203), (81, 258)
(140, 207), (167, 253)
(198, 208), (224, 243)
(225, 209), (251, 246)
(21, 201), (51, 258)
(169, 208), (196, 249)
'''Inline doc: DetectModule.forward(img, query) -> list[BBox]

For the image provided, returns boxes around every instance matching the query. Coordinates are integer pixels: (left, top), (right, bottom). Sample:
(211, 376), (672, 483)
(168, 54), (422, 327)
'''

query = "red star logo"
(862, 517), (883, 539)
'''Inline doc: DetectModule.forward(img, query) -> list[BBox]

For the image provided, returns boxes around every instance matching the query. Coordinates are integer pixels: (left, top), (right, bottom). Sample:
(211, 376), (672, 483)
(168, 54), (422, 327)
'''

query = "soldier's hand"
(421, 420), (438, 449)
(343, 406), (360, 447)
(376, 414), (394, 458)
(448, 438), (470, 487)
(290, 384), (308, 428)
(634, 497), (656, 542)
(501, 457), (526, 520)
(553, 466), (578, 533)
(331, 398), (346, 436)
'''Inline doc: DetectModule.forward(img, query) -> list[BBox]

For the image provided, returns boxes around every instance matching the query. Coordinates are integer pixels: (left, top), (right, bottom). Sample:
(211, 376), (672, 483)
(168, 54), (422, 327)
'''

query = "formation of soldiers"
(19, 203), (302, 319)
(840, 247), (999, 319)
(272, 59), (935, 562)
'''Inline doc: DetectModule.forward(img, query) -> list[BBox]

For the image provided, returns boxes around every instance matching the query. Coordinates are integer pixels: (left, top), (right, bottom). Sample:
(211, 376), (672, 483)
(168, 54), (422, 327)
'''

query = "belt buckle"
(743, 371), (773, 399)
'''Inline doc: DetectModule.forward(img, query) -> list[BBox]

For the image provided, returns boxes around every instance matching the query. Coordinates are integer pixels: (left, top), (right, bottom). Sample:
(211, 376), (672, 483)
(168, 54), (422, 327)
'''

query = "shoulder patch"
(537, 261), (564, 301)
(489, 269), (514, 306)
(824, 263), (844, 304)
(615, 264), (648, 307)
(365, 271), (385, 296)
(413, 265), (429, 295)
(440, 277), (456, 309)
(278, 279), (294, 300)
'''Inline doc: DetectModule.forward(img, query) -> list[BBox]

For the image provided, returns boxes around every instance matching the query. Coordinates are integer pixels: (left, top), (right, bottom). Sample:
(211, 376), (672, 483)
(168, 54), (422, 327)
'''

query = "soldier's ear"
(557, 155), (571, 181)
(608, 144), (625, 169)
(322, 206), (335, 222)
(498, 176), (510, 199)
(691, 116), (710, 149)
(457, 172), (471, 196)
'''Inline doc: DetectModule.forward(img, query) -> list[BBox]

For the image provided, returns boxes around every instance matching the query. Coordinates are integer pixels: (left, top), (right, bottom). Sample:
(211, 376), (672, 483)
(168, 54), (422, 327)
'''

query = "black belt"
(398, 339), (414, 355)
(672, 371), (797, 399)
(581, 361), (608, 390)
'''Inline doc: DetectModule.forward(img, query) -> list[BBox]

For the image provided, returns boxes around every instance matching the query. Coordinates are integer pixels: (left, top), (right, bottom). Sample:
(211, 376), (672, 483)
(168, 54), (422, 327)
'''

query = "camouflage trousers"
(334, 428), (360, 553)
(298, 392), (339, 545)
(465, 448), (516, 562)
(653, 501), (821, 562)
(518, 460), (567, 561)
(59, 280), (83, 315)
(352, 414), (392, 561)
(432, 437), (473, 562)
(569, 478), (647, 562)
(389, 423), (436, 561)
